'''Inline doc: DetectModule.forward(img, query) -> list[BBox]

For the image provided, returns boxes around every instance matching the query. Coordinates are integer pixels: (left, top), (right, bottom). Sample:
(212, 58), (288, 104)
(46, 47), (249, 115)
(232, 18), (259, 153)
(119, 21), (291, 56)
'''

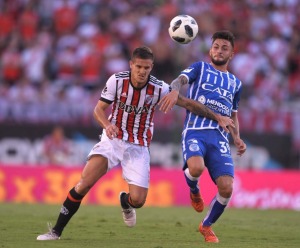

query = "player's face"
(130, 58), (153, 88)
(209, 39), (234, 66)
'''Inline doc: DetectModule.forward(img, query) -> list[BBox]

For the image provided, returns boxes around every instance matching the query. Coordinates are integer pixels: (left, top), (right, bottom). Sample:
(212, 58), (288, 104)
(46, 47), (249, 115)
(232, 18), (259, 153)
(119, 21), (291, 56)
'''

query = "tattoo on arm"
(171, 76), (188, 91)
(189, 103), (217, 120)
(178, 95), (218, 121)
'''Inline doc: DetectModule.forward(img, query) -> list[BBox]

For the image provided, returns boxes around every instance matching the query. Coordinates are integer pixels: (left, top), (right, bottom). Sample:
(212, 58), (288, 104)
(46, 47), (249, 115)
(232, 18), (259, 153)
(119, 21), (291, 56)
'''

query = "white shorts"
(87, 131), (150, 188)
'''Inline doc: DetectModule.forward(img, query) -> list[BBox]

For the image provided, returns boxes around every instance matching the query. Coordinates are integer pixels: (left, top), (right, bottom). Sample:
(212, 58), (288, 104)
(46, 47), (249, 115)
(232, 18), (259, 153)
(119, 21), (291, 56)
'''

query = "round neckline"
(209, 63), (228, 73)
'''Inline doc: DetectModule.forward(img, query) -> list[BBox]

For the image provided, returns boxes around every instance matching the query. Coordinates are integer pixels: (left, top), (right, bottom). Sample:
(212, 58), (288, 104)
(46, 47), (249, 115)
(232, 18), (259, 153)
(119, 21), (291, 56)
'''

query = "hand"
(105, 124), (119, 140)
(234, 138), (247, 156)
(216, 115), (235, 133)
(158, 90), (179, 113)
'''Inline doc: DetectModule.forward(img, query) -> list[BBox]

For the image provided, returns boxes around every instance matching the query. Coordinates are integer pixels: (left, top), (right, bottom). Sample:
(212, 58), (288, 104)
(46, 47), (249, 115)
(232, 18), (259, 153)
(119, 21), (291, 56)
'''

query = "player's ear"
(229, 51), (234, 60)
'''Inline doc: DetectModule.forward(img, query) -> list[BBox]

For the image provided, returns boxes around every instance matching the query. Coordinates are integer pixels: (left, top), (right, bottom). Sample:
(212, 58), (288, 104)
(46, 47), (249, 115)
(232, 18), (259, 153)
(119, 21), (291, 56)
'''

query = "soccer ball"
(168, 15), (198, 44)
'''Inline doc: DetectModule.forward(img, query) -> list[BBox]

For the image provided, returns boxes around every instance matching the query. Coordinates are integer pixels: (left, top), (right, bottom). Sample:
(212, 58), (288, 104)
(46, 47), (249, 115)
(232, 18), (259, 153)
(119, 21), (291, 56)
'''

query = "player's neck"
(131, 79), (147, 89)
(210, 62), (228, 72)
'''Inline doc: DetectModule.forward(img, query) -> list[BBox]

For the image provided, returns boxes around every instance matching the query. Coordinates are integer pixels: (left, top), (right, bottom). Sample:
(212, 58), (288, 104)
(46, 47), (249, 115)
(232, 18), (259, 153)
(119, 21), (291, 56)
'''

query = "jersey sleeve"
(100, 74), (117, 104)
(179, 62), (201, 84)
(161, 81), (172, 97)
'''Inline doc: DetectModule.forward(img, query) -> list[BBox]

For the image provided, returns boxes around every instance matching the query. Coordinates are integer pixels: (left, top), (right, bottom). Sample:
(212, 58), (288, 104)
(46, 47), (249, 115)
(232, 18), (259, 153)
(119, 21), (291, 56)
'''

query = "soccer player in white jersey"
(37, 46), (235, 241)
(159, 31), (247, 243)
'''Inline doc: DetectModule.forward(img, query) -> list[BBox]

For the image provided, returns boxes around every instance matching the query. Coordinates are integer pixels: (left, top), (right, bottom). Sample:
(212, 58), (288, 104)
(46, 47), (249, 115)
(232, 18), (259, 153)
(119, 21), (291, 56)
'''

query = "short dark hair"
(131, 46), (154, 61)
(212, 30), (235, 48)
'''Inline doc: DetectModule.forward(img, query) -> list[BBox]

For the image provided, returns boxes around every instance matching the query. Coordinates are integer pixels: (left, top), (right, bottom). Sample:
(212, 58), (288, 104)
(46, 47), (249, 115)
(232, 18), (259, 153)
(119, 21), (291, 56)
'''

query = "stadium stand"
(0, 0), (299, 165)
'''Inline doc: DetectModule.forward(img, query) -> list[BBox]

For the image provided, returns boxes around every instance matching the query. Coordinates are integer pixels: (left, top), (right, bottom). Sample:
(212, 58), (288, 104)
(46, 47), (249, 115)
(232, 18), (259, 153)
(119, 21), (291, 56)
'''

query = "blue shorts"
(182, 129), (234, 183)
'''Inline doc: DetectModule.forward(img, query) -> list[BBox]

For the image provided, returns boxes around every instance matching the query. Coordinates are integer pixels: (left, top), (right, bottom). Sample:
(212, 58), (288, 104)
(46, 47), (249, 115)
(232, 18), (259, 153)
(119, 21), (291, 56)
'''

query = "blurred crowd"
(0, 0), (300, 149)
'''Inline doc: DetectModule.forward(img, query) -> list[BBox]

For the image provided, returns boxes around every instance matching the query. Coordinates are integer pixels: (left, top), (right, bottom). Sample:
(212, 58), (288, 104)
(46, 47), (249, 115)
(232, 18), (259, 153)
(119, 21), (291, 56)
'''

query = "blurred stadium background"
(0, 0), (299, 209)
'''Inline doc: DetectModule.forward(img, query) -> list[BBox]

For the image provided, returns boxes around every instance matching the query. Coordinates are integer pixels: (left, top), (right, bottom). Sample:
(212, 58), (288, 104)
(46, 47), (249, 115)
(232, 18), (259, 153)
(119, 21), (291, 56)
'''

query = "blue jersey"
(180, 61), (242, 139)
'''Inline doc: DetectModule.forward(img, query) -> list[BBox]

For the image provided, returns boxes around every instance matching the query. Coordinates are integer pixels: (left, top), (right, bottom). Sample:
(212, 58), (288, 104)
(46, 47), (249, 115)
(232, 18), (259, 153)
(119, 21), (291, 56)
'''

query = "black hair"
(212, 30), (235, 48)
(131, 46), (154, 61)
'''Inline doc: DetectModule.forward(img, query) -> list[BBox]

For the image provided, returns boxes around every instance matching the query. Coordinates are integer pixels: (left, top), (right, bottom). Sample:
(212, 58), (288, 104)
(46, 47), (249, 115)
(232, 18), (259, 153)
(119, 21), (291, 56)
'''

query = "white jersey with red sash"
(100, 71), (171, 147)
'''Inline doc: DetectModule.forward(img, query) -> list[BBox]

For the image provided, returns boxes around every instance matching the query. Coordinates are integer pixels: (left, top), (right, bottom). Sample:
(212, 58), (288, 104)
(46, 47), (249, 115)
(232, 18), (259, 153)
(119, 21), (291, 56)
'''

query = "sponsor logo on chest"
(201, 83), (233, 101)
(119, 101), (150, 114)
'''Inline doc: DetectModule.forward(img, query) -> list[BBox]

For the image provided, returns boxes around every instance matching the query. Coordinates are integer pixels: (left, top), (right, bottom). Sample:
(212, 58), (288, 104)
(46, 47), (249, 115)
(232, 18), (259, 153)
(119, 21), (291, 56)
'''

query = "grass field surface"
(0, 203), (299, 248)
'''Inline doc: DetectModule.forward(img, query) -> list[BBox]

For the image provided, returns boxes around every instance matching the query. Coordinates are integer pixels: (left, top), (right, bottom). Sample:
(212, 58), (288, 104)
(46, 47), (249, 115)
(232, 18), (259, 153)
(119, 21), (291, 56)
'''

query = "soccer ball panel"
(168, 15), (198, 44)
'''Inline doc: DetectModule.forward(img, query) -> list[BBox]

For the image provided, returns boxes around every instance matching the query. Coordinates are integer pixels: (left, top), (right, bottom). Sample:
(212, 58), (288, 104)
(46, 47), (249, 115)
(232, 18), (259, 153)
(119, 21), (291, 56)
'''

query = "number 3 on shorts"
(219, 141), (230, 153)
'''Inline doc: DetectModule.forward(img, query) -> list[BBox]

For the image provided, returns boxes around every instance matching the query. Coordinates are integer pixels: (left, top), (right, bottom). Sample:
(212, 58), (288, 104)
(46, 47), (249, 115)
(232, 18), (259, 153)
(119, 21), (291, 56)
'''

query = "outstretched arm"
(229, 111), (247, 156)
(159, 75), (188, 113)
(176, 95), (235, 133)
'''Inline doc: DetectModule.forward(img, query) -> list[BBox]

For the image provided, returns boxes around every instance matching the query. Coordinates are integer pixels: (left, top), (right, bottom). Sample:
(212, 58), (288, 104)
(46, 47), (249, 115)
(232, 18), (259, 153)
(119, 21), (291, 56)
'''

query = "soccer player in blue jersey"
(159, 30), (247, 243)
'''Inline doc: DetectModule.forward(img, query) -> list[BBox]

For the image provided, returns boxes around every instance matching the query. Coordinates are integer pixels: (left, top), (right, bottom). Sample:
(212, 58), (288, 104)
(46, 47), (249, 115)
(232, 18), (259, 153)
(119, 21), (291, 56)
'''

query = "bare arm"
(93, 100), (119, 139)
(176, 95), (235, 133)
(170, 74), (188, 91)
(159, 75), (188, 113)
(229, 111), (247, 156)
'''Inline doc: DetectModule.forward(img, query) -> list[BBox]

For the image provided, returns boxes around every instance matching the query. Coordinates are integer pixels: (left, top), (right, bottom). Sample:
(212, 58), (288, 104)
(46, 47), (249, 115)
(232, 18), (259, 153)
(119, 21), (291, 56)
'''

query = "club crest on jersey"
(145, 95), (154, 104)
(187, 139), (200, 152)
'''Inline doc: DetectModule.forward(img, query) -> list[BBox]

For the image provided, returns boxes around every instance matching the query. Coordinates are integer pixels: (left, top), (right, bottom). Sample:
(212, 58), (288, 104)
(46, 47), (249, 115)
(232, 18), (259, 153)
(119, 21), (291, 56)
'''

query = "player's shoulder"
(114, 71), (130, 79)
(148, 74), (166, 87)
(182, 60), (205, 72)
(192, 60), (207, 67)
(228, 71), (242, 86)
(179, 61), (205, 79)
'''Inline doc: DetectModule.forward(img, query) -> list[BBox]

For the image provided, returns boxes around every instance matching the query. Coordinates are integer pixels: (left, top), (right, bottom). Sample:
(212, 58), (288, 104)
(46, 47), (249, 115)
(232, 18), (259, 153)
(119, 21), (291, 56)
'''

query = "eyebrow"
(213, 42), (230, 47)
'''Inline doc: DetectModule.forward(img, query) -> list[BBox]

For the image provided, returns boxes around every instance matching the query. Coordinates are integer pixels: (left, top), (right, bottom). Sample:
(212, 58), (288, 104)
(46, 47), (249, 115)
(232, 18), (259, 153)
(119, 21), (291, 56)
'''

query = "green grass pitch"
(0, 203), (299, 248)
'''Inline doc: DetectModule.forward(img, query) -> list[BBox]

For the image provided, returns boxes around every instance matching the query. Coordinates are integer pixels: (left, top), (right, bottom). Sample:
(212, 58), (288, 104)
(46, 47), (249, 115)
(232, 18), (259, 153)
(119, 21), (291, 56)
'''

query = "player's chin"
(138, 78), (147, 85)
(212, 58), (227, 66)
